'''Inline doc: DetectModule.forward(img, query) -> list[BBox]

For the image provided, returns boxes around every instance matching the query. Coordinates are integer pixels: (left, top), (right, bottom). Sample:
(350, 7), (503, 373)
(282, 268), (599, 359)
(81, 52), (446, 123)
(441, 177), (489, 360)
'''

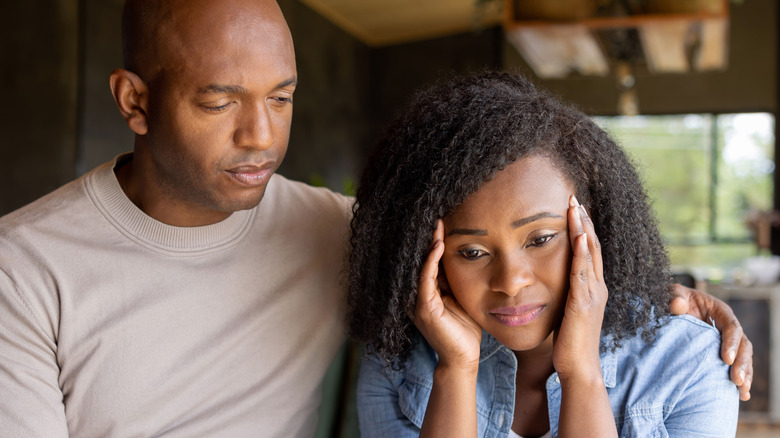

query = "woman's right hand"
(414, 220), (483, 371)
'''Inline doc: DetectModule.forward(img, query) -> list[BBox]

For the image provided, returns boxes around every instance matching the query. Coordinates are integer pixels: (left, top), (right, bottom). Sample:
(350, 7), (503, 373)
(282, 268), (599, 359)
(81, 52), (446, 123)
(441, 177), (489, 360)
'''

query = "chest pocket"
(397, 372), (433, 429)
(617, 410), (668, 438)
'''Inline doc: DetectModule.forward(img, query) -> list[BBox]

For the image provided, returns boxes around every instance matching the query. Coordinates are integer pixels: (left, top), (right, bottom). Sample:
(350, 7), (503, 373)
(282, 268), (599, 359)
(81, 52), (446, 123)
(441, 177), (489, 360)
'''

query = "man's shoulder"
(0, 176), (90, 233)
(267, 174), (354, 218)
(270, 174), (352, 201)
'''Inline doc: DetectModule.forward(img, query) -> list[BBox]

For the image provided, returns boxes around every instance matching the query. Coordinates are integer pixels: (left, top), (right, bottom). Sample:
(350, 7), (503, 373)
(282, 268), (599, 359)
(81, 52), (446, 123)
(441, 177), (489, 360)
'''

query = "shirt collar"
(478, 331), (618, 388)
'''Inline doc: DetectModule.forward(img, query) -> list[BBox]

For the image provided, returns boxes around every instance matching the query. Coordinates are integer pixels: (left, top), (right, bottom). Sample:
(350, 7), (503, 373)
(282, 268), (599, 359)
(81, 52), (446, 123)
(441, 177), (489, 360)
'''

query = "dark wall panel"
(0, 0), (80, 215)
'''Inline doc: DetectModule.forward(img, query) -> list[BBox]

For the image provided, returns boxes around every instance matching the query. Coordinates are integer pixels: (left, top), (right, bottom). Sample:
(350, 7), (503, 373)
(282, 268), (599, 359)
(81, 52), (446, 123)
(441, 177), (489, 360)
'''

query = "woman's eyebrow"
(447, 228), (487, 237)
(511, 212), (563, 228)
(447, 212), (563, 237)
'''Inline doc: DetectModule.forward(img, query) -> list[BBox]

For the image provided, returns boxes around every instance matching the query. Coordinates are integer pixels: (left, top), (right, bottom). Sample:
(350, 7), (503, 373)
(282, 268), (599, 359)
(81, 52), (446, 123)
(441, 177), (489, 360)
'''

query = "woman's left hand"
(553, 195), (608, 384)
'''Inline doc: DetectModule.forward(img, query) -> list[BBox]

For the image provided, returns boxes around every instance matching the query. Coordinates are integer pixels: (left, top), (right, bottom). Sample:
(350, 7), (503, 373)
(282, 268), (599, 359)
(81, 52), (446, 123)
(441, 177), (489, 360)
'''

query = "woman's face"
(441, 154), (574, 352)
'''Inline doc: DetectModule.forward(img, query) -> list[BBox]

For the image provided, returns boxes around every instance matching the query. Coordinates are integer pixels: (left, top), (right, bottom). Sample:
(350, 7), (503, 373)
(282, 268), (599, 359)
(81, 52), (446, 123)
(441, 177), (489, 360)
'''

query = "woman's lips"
(225, 163), (274, 187)
(490, 305), (545, 326)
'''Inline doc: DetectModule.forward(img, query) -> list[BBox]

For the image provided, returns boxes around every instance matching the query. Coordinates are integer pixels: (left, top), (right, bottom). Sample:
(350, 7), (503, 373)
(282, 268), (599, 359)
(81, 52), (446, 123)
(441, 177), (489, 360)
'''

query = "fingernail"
(572, 194), (580, 206)
(727, 349), (736, 363)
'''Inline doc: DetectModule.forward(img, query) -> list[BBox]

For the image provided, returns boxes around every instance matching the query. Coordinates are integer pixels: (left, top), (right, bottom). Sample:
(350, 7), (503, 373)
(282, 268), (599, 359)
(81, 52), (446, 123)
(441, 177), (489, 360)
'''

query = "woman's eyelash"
(529, 234), (556, 247)
(457, 248), (486, 260)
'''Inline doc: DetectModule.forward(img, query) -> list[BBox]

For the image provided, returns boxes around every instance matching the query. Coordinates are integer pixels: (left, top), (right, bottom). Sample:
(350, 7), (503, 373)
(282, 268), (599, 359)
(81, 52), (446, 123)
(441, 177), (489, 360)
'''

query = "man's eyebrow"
(197, 84), (248, 95)
(446, 211), (563, 237)
(275, 77), (297, 89)
(196, 77), (296, 95)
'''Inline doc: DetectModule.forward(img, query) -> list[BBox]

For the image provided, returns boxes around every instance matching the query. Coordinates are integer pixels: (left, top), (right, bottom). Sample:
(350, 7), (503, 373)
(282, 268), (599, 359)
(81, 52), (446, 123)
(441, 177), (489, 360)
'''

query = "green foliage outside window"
(593, 113), (775, 273)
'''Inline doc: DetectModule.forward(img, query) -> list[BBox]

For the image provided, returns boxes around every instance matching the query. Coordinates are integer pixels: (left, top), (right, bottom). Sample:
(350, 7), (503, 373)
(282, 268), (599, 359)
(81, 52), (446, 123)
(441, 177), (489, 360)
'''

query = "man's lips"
(225, 162), (275, 187)
(490, 304), (545, 326)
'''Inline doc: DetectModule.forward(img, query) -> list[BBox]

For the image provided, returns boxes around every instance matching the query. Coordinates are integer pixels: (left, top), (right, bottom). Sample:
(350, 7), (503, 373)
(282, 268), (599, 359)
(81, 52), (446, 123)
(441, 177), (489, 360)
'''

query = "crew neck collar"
(85, 154), (255, 254)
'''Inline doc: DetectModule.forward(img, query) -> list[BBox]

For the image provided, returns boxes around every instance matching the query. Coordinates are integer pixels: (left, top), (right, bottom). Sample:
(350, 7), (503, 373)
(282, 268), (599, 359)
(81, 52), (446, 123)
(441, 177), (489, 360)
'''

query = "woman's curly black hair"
(347, 71), (672, 362)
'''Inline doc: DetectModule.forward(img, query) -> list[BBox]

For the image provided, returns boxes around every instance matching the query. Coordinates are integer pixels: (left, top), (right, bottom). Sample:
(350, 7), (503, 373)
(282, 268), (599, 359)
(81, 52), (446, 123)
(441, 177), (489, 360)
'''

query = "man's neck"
(113, 155), (233, 227)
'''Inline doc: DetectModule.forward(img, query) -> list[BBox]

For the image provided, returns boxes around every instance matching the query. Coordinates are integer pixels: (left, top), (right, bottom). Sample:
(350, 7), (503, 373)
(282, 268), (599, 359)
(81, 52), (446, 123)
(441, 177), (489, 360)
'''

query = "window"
(593, 113), (775, 273)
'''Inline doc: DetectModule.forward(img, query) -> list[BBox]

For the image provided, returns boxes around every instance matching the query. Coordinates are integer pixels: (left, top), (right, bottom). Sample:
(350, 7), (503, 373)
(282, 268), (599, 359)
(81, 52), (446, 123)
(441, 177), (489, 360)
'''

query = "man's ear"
(109, 69), (149, 135)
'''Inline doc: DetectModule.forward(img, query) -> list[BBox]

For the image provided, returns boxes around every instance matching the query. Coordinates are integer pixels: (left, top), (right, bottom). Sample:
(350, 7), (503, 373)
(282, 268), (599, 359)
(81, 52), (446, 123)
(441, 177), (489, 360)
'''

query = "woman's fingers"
(416, 220), (446, 315)
(569, 232), (590, 303)
(567, 195), (607, 305)
(579, 203), (604, 282)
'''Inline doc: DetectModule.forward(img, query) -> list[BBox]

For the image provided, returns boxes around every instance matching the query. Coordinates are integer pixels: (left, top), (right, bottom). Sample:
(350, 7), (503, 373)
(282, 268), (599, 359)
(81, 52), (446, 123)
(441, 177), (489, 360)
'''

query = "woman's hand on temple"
(414, 220), (482, 372)
(553, 196), (608, 384)
(555, 196), (618, 438)
(670, 284), (753, 400)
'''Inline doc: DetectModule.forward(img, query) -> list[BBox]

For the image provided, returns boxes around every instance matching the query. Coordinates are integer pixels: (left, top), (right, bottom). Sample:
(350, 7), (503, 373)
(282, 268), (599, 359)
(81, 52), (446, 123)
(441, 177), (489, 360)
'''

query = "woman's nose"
(489, 254), (535, 296)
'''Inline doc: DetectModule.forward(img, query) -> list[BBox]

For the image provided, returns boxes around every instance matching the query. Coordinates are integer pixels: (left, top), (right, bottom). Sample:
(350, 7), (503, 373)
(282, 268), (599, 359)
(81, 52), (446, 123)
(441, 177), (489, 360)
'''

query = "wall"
(278, 0), (372, 192)
(1, 0), (80, 215)
(368, 26), (504, 135)
(77, 0), (131, 175)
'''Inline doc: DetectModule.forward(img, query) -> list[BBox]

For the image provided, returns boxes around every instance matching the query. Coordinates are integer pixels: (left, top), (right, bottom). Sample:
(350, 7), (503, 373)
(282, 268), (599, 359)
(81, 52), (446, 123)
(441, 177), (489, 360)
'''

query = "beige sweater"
(0, 155), (352, 437)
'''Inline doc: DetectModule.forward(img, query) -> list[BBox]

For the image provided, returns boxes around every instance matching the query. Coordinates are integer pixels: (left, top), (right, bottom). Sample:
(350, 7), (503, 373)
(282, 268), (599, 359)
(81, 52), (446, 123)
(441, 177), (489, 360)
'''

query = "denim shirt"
(357, 315), (739, 437)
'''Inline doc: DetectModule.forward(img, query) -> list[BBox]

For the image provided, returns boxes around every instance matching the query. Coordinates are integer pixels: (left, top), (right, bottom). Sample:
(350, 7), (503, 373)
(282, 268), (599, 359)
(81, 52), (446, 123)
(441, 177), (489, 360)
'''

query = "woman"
(348, 71), (739, 437)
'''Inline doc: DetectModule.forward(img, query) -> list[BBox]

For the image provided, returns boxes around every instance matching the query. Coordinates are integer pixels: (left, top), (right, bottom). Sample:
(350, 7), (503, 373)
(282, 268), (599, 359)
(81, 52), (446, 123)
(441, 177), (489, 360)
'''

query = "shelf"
(503, 0), (730, 78)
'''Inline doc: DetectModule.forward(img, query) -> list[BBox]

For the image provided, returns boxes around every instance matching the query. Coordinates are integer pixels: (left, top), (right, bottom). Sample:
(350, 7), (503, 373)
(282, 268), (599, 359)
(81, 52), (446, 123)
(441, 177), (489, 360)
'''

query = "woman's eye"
(457, 248), (486, 260)
(529, 234), (556, 247)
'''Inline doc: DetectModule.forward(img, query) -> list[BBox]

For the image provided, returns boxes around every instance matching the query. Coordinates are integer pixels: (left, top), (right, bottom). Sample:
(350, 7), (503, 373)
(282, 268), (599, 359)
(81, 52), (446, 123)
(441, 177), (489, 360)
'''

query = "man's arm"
(670, 283), (753, 401)
(0, 269), (69, 436)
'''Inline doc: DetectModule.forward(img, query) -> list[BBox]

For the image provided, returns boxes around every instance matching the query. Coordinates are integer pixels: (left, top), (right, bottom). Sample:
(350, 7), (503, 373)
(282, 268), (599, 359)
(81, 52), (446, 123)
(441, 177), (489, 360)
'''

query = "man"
(0, 0), (752, 436)
(1, 0), (350, 436)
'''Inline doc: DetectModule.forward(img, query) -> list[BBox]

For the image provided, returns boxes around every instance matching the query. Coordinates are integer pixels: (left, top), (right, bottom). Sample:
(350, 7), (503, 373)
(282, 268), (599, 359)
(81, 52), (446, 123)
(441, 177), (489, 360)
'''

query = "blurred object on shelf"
(743, 255), (780, 285)
(745, 209), (780, 254)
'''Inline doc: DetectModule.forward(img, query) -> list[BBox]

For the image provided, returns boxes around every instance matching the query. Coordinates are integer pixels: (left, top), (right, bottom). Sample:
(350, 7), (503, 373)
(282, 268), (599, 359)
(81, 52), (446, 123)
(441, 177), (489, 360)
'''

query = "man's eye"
(457, 248), (486, 260)
(202, 103), (231, 112)
(271, 96), (293, 105)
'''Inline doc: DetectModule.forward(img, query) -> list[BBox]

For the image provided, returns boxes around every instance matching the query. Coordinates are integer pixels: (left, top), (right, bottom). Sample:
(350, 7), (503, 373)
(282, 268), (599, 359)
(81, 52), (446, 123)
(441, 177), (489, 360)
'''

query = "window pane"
(592, 113), (775, 270)
(594, 115), (713, 243)
(715, 113), (775, 241)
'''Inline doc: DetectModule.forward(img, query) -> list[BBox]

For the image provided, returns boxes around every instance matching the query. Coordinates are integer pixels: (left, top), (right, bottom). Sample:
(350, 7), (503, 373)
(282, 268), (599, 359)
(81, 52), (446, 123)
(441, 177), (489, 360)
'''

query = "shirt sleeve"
(0, 269), (69, 436)
(662, 324), (740, 438)
(356, 351), (423, 438)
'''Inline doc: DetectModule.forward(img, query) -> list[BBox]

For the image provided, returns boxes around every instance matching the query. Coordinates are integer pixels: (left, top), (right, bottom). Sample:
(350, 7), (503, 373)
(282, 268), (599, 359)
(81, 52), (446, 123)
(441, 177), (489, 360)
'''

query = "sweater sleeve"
(0, 269), (69, 436)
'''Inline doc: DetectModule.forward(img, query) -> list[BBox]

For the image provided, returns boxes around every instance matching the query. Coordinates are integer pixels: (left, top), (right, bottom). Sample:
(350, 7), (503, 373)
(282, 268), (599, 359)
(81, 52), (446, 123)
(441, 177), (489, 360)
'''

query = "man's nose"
(233, 102), (274, 151)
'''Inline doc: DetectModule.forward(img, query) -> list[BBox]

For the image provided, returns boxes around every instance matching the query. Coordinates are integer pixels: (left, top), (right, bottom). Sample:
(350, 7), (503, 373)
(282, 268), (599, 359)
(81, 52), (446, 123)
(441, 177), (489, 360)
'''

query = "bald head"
(121, 0), (292, 82)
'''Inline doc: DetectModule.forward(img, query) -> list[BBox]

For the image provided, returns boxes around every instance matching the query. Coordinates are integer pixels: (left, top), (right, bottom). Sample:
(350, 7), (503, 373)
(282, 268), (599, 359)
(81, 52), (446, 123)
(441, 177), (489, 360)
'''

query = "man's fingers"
(719, 320), (744, 366)
(739, 365), (753, 401)
(669, 295), (690, 316)
(729, 334), (753, 383)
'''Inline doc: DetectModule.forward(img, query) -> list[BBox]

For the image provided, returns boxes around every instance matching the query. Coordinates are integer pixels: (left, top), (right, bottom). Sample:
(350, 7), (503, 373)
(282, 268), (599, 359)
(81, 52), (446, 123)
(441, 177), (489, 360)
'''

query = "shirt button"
(555, 376), (560, 384)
